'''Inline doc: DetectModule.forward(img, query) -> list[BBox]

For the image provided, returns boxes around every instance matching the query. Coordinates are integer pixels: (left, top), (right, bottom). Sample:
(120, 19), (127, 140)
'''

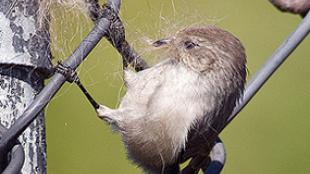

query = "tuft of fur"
(38, 0), (91, 28)
(96, 25), (246, 173)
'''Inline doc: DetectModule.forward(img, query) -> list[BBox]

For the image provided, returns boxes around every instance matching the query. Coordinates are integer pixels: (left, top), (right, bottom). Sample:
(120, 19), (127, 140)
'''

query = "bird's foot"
(55, 61), (79, 83)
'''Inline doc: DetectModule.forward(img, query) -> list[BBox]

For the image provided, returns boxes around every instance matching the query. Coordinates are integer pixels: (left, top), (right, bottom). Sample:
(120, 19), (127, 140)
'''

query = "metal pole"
(0, 0), (52, 172)
(205, 10), (310, 174)
(226, 10), (310, 127)
(0, 0), (121, 172)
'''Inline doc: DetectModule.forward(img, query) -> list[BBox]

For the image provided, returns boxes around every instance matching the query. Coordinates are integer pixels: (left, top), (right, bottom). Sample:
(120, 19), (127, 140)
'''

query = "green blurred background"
(46, 0), (310, 173)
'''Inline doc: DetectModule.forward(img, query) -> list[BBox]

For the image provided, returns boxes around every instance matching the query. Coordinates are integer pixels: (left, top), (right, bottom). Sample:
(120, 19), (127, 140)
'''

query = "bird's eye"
(184, 41), (198, 49)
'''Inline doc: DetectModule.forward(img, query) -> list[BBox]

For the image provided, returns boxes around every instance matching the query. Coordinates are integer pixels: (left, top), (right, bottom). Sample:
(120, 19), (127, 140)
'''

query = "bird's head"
(152, 25), (246, 73)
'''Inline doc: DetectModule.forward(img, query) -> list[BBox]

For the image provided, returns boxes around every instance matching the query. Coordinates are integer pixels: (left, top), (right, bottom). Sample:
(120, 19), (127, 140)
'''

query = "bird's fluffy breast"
(118, 60), (216, 169)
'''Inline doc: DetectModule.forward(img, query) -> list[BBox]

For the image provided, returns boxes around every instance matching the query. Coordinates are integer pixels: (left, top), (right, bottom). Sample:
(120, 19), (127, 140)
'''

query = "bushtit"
(94, 25), (247, 173)
(47, 2), (245, 174)
(270, 0), (310, 16)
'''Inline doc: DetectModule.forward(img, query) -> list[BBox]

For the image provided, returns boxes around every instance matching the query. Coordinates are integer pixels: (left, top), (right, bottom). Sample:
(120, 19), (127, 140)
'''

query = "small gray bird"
(93, 25), (247, 173)
(270, 0), (310, 16)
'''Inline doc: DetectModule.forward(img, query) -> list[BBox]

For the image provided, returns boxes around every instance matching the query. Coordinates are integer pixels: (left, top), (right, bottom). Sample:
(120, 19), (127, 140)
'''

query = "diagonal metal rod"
(0, 124), (24, 174)
(0, 0), (121, 157)
(0, 1), (307, 173)
(225, 10), (310, 128)
(2, 144), (25, 174)
(204, 10), (310, 174)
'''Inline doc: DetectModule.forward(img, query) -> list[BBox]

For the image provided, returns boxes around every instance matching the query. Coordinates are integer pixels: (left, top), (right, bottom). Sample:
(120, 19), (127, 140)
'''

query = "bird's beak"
(152, 39), (171, 47)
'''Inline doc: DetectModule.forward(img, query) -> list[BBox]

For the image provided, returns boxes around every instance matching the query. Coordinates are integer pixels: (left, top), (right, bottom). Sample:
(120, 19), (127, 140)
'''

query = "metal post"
(0, 0), (52, 173)
(0, 0), (121, 172)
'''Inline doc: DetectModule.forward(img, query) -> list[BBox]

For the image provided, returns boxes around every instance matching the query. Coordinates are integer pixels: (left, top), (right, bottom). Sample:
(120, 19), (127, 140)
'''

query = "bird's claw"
(55, 61), (79, 83)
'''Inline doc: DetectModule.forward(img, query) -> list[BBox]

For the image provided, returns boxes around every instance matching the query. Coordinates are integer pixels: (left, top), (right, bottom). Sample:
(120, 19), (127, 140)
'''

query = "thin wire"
(0, 0), (121, 165)
(0, 2), (308, 174)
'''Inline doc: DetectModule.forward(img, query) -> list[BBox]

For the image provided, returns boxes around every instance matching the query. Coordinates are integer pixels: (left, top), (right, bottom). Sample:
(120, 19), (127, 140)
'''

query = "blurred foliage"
(46, 0), (310, 173)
